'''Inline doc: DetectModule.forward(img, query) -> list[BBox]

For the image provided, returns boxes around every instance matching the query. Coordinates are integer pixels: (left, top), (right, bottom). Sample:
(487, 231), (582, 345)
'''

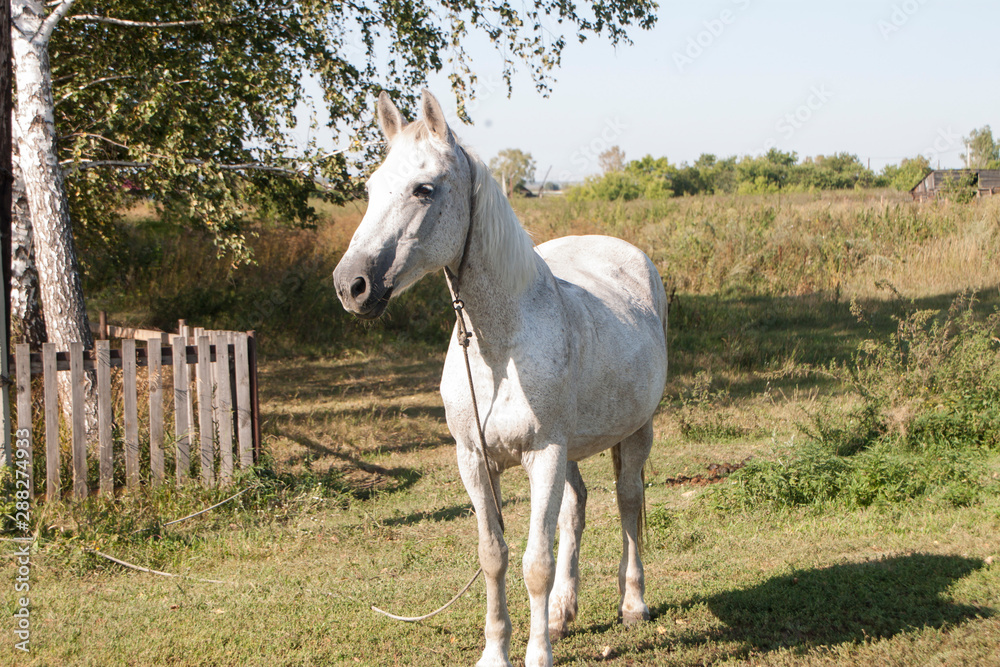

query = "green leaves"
(489, 148), (536, 195)
(50, 0), (657, 266)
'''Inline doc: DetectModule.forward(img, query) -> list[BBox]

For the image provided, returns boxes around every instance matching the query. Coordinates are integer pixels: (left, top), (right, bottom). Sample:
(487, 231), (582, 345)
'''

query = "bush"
(568, 172), (645, 202)
(716, 291), (1000, 510)
(718, 438), (989, 511)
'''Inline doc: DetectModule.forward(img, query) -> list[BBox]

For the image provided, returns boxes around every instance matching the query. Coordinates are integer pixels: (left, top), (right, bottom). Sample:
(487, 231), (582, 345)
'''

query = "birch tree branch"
(37, 0), (76, 45)
(55, 75), (136, 106)
(67, 14), (211, 28)
(60, 158), (319, 179)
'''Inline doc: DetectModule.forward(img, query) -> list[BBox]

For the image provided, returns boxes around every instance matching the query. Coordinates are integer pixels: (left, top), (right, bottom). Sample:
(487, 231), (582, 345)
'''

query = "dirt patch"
(663, 458), (750, 487)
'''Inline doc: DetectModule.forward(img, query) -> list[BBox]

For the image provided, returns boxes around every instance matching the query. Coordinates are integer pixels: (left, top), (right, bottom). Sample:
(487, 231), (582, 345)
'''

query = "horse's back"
(536, 235), (667, 457)
(537, 235), (667, 327)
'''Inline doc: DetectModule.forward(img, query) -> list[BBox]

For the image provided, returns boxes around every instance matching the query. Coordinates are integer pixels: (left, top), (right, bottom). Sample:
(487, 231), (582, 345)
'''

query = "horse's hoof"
(475, 654), (512, 667)
(548, 624), (568, 642)
(621, 609), (650, 627)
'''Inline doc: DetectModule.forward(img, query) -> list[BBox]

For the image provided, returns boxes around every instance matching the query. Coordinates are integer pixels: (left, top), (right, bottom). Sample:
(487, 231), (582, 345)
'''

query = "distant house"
(910, 169), (1000, 201)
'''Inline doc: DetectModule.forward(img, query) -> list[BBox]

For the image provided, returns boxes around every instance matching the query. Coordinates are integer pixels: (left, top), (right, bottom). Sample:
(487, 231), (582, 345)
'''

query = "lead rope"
(371, 147), (504, 622)
(443, 266), (505, 535)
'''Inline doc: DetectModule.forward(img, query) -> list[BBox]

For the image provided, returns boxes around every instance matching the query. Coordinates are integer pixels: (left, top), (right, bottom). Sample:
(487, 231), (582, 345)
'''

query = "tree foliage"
(879, 156), (931, 192)
(49, 0), (658, 262)
(598, 145), (625, 173)
(489, 148), (536, 196)
(735, 149), (797, 194)
(964, 125), (999, 169)
(572, 149), (878, 200)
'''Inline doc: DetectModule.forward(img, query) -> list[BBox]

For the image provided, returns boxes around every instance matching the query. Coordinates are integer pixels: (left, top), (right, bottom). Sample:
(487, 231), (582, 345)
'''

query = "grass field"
(4, 191), (1000, 665)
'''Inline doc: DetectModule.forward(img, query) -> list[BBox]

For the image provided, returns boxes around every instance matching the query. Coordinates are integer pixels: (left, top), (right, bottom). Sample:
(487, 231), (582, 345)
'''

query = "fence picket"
(234, 332), (253, 468)
(172, 335), (191, 483)
(148, 337), (164, 486)
(10, 323), (257, 500)
(15, 344), (33, 498)
(215, 334), (234, 483)
(123, 339), (139, 491)
(197, 336), (214, 486)
(43, 344), (60, 501)
(182, 325), (196, 449)
(97, 340), (113, 497)
(70, 342), (87, 500)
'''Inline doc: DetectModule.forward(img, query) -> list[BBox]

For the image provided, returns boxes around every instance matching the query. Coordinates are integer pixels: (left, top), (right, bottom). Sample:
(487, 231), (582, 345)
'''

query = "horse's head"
(334, 89), (473, 319)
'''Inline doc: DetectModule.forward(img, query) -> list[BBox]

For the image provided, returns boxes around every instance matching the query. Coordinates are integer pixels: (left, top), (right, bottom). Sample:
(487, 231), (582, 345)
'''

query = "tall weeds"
(719, 291), (1000, 510)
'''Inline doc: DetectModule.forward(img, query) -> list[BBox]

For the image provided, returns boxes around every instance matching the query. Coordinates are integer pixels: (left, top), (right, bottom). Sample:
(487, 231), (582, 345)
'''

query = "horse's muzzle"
(333, 257), (394, 319)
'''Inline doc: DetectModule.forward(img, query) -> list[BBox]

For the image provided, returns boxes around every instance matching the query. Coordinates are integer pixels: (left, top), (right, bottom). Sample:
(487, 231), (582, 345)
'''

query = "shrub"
(568, 172), (645, 202)
(716, 291), (1000, 510)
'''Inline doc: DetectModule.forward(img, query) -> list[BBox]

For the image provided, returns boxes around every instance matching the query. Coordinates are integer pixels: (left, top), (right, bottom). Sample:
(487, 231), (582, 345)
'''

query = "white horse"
(334, 90), (668, 667)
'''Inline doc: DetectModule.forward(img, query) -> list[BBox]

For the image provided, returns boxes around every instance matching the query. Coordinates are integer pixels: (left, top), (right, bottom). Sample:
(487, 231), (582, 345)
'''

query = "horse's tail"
(612, 443), (645, 557)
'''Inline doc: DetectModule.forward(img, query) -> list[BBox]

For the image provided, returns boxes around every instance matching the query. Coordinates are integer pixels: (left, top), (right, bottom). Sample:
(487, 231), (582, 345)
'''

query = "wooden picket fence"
(9, 320), (260, 501)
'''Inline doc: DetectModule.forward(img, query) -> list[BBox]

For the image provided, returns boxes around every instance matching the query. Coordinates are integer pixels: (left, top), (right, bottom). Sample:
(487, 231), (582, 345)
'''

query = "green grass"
(5, 431), (998, 665)
(5, 190), (1000, 665)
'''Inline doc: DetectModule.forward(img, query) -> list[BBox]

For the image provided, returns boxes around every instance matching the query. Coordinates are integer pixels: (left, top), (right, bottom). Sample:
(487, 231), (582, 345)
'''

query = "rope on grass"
(84, 547), (235, 585)
(86, 546), (370, 602)
(162, 487), (254, 527)
(129, 485), (255, 535)
(371, 567), (481, 622)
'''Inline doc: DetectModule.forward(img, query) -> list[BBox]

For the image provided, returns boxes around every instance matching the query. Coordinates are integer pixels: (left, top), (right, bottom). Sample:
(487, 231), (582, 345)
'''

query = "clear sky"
(391, 0), (1000, 183)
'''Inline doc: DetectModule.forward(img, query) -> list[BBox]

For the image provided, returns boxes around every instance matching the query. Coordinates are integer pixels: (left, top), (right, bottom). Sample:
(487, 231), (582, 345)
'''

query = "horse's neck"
(452, 207), (547, 352)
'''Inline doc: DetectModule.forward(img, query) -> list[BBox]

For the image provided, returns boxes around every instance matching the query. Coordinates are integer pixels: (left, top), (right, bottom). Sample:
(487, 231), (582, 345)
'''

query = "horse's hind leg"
(614, 419), (653, 625)
(548, 461), (586, 641)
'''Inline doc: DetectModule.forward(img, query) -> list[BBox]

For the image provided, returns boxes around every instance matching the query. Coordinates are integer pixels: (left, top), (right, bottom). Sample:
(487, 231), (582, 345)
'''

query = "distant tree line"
(568, 125), (1000, 201)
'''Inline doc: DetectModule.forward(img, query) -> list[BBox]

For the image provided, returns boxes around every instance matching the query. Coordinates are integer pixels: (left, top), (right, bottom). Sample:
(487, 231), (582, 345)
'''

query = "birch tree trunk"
(12, 0), (97, 435)
(11, 143), (46, 346)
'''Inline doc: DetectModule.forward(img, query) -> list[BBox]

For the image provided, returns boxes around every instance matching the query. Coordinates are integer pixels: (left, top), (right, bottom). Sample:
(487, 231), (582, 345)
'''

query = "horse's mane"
(464, 145), (539, 294)
(392, 120), (539, 295)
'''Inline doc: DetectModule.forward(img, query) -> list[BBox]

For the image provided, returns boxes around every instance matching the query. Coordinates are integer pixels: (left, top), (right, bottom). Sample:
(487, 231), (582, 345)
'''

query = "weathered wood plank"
(89, 320), (168, 342)
(148, 337), (164, 486)
(123, 339), (139, 491)
(215, 333), (234, 483)
(248, 332), (261, 463)
(234, 332), (253, 468)
(43, 344), (60, 501)
(97, 340), (113, 498)
(197, 336), (215, 486)
(15, 344), (33, 498)
(183, 326), (196, 454)
(70, 342), (87, 500)
(10, 344), (220, 374)
(172, 334), (191, 483)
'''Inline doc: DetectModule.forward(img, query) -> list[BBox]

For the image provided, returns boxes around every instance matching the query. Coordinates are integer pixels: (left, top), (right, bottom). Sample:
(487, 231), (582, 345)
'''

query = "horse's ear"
(421, 89), (453, 144)
(377, 91), (405, 142)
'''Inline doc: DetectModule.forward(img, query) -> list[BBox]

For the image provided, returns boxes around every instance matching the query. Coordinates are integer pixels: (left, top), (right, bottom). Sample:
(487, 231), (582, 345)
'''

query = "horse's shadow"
(576, 553), (992, 661)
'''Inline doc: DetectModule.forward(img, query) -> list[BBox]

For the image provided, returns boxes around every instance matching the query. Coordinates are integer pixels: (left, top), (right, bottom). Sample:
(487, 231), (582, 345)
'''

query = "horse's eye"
(413, 183), (434, 198)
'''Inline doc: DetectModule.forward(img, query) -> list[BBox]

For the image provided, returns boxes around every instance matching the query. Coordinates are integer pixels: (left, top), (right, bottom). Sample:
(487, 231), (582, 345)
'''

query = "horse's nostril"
(350, 277), (367, 300)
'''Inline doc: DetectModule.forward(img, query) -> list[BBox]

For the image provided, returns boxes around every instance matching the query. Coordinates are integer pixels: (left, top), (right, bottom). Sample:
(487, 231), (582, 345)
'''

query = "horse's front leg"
(521, 442), (567, 667)
(457, 443), (511, 667)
